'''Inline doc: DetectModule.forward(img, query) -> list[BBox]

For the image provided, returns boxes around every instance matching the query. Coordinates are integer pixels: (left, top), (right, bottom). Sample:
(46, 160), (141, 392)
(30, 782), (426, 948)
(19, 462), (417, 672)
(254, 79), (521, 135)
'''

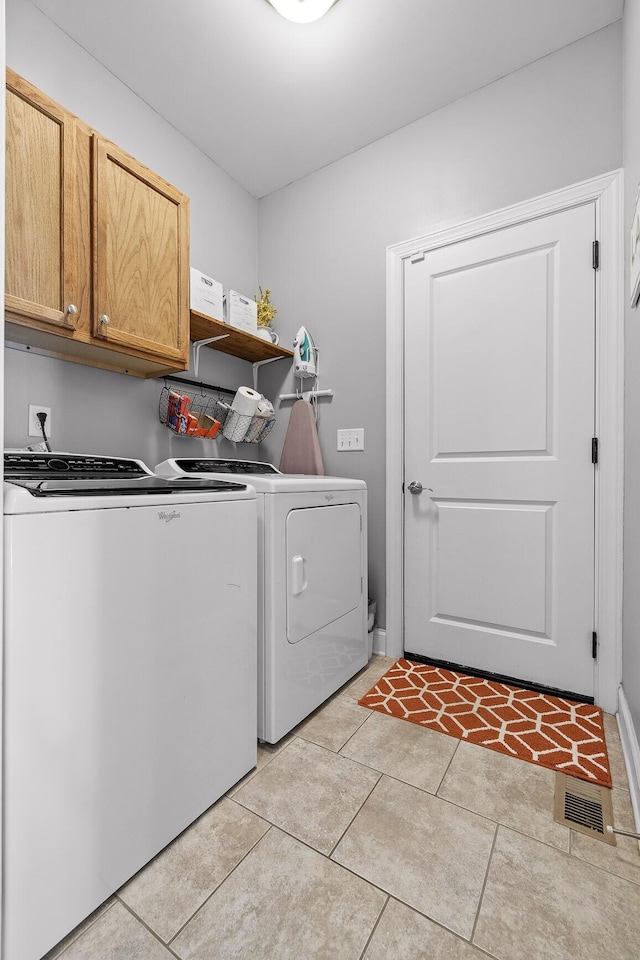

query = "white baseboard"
(617, 685), (640, 833)
(372, 628), (387, 657)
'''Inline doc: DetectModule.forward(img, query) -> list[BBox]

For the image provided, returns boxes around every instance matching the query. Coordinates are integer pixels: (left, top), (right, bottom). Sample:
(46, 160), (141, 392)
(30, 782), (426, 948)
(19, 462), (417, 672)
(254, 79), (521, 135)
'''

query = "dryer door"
(286, 503), (362, 644)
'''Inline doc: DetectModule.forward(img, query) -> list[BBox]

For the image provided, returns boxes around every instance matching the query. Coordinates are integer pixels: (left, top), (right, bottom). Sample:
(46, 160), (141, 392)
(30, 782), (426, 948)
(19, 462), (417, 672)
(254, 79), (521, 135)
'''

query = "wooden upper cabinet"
(5, 68), (87, 332)
(91, 137), (190, 365)
(4, 69), (190, 377)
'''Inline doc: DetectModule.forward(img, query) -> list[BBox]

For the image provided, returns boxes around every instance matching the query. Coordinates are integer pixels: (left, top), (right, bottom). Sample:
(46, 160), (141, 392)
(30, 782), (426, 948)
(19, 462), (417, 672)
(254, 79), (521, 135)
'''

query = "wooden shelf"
(190, 311), (293, 363)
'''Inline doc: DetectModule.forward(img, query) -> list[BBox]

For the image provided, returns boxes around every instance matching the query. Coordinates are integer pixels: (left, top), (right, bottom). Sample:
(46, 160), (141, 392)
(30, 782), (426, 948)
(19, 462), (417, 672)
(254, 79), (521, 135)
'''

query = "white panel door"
(404, 202), (596, 697)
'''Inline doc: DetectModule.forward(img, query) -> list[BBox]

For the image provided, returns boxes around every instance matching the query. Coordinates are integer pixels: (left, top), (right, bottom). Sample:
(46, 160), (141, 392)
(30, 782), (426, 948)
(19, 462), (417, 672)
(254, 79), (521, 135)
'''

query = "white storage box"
(190, 268), (224, 321)
(225, 290), (258, 335)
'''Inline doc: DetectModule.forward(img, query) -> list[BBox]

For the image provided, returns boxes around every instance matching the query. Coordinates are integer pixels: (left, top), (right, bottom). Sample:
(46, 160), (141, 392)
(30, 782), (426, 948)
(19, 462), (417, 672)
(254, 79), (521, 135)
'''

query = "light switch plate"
(337, 428), (364, 451)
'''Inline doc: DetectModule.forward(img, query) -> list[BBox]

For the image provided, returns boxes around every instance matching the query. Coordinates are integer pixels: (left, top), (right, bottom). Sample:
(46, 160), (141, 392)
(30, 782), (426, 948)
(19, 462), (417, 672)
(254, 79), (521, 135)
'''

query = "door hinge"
(592, 437), (598, 464)
(592, 631), (598, 659)
(592, 240), (600, 270)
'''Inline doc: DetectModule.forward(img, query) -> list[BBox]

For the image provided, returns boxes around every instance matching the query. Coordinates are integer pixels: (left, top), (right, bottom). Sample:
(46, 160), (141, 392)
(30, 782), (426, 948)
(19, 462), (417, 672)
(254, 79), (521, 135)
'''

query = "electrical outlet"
(28, 404), (53, 439)
(337, 428), (364, 451)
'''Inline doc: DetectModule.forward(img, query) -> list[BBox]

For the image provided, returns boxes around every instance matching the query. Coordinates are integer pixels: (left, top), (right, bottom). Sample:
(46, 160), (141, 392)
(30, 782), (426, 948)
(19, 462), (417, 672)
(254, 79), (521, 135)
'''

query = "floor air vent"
(554, 773), (616, 845)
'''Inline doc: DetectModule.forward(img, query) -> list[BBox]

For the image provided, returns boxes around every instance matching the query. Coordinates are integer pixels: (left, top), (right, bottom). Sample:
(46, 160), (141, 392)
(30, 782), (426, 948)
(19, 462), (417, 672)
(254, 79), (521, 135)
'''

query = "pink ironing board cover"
(279, 399), (325, 475)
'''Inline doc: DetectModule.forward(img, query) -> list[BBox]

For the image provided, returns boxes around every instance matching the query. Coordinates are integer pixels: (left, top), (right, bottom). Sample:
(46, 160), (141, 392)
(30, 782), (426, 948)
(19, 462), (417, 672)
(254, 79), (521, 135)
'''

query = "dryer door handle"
(291, 555), (307, 596)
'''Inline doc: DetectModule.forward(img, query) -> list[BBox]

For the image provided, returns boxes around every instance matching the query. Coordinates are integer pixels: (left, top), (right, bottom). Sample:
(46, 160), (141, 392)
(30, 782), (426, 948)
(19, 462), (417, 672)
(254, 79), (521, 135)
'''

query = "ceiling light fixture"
(266, 0), (339, 24)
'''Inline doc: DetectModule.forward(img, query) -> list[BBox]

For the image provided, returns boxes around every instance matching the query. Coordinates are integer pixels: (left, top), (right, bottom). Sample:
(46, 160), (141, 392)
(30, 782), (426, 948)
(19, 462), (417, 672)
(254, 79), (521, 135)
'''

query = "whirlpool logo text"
(158, 510), (181, 523)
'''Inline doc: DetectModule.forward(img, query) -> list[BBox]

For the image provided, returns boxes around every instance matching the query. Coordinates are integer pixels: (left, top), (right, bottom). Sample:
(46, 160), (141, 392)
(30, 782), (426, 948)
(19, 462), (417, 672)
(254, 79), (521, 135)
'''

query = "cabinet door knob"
(66, 304), (78, 316)
(99, 314), (110, 325)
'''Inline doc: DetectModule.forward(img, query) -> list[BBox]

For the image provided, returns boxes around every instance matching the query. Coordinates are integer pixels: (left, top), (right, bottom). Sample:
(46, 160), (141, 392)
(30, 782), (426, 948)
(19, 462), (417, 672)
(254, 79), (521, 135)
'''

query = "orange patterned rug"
(359, 659), (611, 787)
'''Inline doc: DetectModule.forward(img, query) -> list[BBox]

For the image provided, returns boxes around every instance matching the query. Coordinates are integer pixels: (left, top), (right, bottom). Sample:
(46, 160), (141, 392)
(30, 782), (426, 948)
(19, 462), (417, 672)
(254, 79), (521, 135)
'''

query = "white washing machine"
(3, 452), (258, 960)
(156, 458), (369, 743)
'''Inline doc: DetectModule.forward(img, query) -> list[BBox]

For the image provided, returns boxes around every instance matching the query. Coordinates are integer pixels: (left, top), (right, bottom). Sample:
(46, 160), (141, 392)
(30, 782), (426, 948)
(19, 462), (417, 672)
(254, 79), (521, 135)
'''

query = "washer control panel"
(4, 453), (152, 479)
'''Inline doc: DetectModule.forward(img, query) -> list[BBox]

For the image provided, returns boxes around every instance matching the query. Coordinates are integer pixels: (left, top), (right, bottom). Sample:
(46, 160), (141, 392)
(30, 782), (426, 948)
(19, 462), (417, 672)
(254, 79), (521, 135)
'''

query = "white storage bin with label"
(224, 290), (258, 335)
(190, 268), (224, 321)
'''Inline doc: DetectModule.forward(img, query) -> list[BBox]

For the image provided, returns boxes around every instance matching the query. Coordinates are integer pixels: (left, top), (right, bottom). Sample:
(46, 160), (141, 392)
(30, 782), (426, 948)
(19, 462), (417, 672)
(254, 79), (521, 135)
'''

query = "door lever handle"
(408, 481), (423, 495)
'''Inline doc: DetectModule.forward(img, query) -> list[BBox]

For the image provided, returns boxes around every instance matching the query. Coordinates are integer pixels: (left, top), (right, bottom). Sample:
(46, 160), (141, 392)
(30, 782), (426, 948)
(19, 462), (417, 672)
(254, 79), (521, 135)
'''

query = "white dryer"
(156, 458), (369, 743)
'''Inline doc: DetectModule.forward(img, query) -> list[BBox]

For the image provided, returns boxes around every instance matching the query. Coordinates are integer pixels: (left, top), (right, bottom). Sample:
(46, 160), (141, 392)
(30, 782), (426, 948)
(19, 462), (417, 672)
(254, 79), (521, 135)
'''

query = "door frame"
(386, 170), (624, 713)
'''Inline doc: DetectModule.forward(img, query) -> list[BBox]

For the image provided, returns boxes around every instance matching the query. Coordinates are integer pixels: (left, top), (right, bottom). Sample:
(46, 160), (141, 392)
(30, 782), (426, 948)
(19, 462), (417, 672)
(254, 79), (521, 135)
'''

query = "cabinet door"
(92, 137), (190, 365)
(5, 69), (85, 331)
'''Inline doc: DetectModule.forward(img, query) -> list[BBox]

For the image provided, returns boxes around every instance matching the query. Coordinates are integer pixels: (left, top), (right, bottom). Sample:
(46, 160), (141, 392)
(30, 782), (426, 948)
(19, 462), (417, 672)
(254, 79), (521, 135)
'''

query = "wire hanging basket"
(158, 384), (275, 443)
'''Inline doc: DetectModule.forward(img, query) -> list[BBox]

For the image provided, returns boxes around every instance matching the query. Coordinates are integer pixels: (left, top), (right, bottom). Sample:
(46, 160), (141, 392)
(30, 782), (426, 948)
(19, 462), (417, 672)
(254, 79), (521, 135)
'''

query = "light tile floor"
(45, 656), (640, 960)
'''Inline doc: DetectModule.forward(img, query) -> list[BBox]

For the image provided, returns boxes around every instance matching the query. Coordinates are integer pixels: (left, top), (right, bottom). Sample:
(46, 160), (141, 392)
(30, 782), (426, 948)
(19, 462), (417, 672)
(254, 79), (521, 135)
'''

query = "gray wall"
(623, 0), (640, 743)
(258, 24), (623, 635)
(4, 0), (261, 462)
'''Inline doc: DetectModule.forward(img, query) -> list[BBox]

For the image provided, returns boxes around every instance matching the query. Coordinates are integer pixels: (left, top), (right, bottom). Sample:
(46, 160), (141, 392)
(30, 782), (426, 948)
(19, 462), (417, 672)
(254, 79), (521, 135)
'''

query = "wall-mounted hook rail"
(192, 335), (229, 379)
(279, 389), (334, 401)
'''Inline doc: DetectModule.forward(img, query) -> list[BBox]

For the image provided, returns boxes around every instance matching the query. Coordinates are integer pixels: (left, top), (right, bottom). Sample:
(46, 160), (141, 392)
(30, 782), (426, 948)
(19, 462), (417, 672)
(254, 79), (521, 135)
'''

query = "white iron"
(293, 326), (317, 379)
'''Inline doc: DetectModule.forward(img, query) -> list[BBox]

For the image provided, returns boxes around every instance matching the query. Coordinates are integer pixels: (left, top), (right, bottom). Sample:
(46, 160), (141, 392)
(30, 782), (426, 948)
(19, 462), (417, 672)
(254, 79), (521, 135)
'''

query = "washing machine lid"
(4, 452), (253, 512)
(156, 458), (366, 493)
(286, 503), (363, 644)
(4, 452), (247, 494)
(5, 477), (247, 497)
